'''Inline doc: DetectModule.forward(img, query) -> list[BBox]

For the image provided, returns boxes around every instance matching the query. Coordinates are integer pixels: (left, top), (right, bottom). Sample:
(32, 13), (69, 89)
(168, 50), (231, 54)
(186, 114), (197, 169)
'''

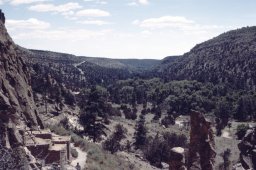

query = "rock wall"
(0, 9), (43, 169)
(188, 110), (216, 170)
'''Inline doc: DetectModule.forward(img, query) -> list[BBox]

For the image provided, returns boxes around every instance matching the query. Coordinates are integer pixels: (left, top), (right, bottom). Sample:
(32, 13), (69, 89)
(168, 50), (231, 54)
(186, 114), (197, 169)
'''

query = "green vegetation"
(236, 124), (250, 140)
(134, 114), (147, 150)
(47, 124), (137, 170)
(102, 124), (127, 154)
(71, 148), (78, 158)
(144, 132), (187, 168)
(79, 86), (109, 142)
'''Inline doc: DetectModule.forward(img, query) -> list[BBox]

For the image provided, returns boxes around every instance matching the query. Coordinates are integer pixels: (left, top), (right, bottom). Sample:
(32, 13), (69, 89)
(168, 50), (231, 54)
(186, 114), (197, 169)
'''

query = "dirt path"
(71, 144), (87, 169)
(73, 61), (86, 75)
(221, 130), (232, 139)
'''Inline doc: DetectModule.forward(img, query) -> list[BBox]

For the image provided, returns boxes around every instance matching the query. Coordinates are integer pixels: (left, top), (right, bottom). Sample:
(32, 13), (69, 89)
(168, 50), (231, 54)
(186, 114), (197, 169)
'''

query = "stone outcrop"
(169, 147), (187, 170)
(237, 126), (256, 169)
(0, 10), (5, 24)
(188, 110), (216, 170)
(0, 9), (43, 169)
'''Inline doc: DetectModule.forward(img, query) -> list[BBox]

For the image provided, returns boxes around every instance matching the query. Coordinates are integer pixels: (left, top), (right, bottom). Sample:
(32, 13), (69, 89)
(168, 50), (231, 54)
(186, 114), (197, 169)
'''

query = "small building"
(23, 129), (71, 166)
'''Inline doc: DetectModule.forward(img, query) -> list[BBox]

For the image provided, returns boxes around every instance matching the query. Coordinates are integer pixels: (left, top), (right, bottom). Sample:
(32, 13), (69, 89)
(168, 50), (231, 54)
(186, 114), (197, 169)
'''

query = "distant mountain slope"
(116, 59), (161, 71)
(28, 50), (160, 71)
(16, 48), (160, 90)
(158, 26), (256, 90)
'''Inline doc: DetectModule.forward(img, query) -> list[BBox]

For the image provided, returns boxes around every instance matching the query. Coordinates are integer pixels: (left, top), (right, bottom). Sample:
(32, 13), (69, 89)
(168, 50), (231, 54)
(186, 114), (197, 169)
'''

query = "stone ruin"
(188, 110), (216, 170)
(22, 128), (71, 168)
(237, 126), (256, 169)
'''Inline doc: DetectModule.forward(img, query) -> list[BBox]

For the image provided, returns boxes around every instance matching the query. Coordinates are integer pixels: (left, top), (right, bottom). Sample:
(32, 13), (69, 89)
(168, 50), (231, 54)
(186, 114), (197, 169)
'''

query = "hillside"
(158, 26), (256, 90)
(28, 49), (160, 71)
(17, 49), (160, 89)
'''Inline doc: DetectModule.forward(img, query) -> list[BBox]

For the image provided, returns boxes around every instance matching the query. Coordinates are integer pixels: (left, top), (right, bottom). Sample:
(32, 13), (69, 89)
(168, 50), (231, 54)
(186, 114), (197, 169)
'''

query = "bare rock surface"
(188, 110), (216, 170)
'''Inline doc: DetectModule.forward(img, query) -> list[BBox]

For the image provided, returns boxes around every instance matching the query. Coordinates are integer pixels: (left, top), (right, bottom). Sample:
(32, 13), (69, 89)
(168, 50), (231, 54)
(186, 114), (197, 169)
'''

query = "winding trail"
(71, 143), (87, 169)
(73, 61), (86, 75)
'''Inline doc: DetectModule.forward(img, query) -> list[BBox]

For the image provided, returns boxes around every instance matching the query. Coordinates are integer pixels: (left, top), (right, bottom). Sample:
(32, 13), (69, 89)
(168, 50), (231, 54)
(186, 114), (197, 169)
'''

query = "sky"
(1, 0), (256, 59)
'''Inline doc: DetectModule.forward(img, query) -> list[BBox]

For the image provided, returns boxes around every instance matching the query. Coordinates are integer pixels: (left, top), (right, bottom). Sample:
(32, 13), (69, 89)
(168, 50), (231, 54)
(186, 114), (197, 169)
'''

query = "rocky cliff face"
(0, 9), (43, 169)
(188, 110), (216, 170)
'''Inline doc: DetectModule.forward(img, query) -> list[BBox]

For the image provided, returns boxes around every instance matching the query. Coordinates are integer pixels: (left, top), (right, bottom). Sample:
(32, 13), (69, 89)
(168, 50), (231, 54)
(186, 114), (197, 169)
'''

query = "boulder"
(169, 147), (186, 170)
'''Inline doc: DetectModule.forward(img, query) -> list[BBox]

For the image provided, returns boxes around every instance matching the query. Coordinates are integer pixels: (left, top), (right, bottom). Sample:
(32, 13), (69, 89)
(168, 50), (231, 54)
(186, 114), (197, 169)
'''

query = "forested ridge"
(18, 26), (256, 123)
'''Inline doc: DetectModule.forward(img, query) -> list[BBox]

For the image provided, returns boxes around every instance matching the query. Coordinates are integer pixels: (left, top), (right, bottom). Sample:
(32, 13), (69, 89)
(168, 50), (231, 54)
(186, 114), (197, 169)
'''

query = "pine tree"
(80, 111), (107, 142)
(134, 114), (147, 149)
(79, 86), (108, 142)
(103, 124), (127, 153)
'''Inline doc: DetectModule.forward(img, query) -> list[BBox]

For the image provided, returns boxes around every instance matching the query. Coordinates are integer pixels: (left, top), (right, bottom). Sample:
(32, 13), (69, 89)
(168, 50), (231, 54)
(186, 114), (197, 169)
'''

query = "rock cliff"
(0, 9), (43, 169)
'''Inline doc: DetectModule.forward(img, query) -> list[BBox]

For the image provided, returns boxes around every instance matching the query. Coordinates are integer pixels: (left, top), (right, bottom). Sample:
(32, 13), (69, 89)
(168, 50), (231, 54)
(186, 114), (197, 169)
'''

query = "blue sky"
(1, 0), (256, 59)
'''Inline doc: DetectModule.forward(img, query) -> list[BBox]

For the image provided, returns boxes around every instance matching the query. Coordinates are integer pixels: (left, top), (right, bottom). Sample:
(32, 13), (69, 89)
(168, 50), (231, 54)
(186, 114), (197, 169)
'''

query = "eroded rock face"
(238, 127), (256, 169)
(0, 9), (43, 169)
(188, 110), (216, 170)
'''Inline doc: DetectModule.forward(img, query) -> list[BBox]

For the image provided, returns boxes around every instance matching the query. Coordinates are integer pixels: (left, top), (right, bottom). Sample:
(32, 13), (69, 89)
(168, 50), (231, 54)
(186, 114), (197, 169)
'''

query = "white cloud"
(76, 9), (110, 17)
(127, 2), (137, 6)
(29, 2), (82, 13)
(77, 20), (109, 25)
(137, 16), (194, 29)
(9, 28), (112, 41)
(141, 30), (152, 35)
(138, 0), (148, 5)
(97, 1), (107, 5)
(132, 19), (140, 25)
(128, 0), (148, 6)
(9, 0), (49, 5)
(6, 18), (50, 30)
(83, 0), (107, 4)
(134, 16), (230, 37)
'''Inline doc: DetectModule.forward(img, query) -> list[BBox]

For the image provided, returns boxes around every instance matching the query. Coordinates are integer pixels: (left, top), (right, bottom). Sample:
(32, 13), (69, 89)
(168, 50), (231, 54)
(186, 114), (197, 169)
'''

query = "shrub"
(236, 124), (249, 140)
(143, 132), (187, 168)
(103, 124), (127, 154)
(71, 148), (78, 158)
(161, 115), (175, 127)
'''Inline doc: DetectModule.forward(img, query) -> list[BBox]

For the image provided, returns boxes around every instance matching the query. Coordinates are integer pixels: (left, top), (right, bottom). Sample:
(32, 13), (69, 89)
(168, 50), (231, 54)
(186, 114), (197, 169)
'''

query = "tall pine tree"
(134, 114), (147, 149)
